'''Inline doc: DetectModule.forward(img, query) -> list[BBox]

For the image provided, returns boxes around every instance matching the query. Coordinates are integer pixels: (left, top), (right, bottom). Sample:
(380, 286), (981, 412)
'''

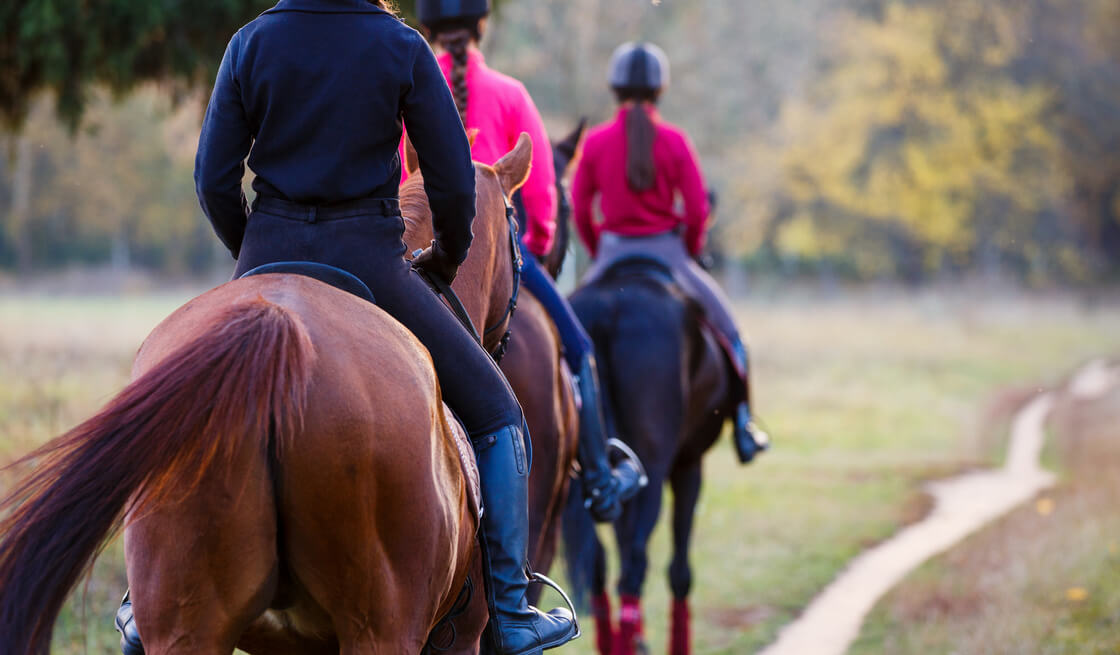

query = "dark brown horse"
(564, 259), (735, 655)
(0, 142), (536, 655)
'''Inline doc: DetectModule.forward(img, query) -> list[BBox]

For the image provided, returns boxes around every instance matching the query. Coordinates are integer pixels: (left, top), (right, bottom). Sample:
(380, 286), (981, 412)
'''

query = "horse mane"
(400, 175), (433, 237)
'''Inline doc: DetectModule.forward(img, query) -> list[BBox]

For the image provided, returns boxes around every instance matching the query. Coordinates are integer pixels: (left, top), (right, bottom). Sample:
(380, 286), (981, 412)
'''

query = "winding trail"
(757, 359), (1119, 655)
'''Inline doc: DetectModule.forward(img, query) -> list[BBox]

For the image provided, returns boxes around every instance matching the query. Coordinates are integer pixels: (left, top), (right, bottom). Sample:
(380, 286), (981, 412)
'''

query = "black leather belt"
(253, 196), (400, 222)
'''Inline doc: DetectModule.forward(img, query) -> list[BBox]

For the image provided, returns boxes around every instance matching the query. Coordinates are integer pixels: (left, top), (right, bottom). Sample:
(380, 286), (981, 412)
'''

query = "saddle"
(595, 255), (746, 380)
(596, 254), (676, 288)
(240, 261), (376, 303)
(239, 261), (482, 518)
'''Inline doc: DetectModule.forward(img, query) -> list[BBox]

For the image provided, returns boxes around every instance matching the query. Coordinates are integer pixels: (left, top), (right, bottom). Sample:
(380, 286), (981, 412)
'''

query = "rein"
(414, 194), (522, 364)
(484, 196), (523, 363)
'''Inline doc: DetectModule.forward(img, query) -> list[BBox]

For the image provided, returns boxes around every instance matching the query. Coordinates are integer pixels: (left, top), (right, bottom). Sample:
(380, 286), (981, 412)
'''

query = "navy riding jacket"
(194, 0), (475, 263)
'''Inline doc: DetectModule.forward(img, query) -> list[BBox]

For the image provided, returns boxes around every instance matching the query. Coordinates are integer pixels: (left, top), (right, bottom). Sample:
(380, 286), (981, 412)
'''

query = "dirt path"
(756, 359), (1119, 655)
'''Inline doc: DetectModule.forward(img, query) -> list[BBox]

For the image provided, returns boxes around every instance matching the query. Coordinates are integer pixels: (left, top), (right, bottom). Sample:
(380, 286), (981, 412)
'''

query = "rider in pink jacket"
(402, 49), (557, 258)
(407, 3), (646, 654)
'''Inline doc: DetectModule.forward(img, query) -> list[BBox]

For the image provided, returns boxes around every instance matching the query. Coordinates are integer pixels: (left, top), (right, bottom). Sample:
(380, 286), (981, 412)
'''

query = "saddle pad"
(442, 403), (482, 521)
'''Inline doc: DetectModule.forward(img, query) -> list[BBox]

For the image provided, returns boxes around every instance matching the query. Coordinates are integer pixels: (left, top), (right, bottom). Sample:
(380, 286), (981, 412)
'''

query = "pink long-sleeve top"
(401, 49), (557, 257)
(572, 106), (710, 258)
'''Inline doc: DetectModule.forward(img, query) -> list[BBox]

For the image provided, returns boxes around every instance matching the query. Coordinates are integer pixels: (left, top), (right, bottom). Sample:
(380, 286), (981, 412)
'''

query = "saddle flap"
(239, 261), (376, 304)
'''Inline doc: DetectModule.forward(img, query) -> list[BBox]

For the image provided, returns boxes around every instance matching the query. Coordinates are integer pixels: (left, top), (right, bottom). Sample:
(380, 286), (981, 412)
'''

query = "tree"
(738, 3), (1073, 280)
(0, 0), (499, 130)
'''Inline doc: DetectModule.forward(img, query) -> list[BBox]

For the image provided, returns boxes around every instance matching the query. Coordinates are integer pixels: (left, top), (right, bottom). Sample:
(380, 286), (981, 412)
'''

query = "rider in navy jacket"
(115, 2), (580, 655)
(195, 0), (474, 266)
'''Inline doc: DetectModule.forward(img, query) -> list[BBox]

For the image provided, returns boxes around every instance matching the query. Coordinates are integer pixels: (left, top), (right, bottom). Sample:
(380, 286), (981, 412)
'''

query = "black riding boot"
(575, 354), (645, 522)
(114, 591), (144, 655)
(730, 339), (769, 464)
(473, 424), (578, 655)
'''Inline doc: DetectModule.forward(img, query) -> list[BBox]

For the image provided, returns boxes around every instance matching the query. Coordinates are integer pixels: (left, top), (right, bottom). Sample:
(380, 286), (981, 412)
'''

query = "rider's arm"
(571, 144), (600, 257)
(195, 32), (252, 259)
(508, 82), (558, 258)
(674, 132), (711, 258)
(401, 34), (476, 266)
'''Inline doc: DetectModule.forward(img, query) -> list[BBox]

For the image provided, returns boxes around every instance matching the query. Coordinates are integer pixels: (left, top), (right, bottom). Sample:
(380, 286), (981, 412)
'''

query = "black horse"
(563, 257), (737, 655)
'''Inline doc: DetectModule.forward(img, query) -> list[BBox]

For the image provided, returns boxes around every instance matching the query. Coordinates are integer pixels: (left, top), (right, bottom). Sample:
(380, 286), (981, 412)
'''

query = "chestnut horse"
(564, 259), (735, 655)
(0, 142), (535, 655)
(401, 133), (579, 624)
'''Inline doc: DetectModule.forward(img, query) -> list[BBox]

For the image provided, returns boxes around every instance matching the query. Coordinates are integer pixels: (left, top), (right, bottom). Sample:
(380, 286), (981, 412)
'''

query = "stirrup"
(528, 571), (582, 641)
(607, 438), (649, 489)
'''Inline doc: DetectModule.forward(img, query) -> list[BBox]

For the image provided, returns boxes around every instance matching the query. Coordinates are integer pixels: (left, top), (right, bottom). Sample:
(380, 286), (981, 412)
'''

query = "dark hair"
(369, 0), (398, 14)
(614, 87), (661, 192)
(426, 18), (483, 125)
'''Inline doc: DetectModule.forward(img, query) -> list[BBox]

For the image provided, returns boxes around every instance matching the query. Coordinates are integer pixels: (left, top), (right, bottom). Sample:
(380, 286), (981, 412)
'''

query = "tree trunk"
(9, 134), (33, 274)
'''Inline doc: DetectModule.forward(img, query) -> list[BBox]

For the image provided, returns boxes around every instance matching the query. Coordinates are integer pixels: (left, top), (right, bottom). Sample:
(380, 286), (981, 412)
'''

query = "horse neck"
(400, 174), (513, 351)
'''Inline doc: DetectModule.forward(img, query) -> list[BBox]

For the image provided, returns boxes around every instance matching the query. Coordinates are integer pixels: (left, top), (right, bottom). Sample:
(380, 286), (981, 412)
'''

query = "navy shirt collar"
(263, 0), (392, 14)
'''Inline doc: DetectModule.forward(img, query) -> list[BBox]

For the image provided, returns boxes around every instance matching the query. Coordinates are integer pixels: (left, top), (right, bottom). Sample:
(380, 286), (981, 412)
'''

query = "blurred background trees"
(1, 0), (1117, 283)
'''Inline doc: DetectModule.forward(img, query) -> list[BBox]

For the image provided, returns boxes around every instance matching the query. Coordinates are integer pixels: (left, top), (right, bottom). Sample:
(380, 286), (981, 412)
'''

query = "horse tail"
(562, 290), (615, 612)
(561, 475), (598, 611)
(0, 296), (314, 655)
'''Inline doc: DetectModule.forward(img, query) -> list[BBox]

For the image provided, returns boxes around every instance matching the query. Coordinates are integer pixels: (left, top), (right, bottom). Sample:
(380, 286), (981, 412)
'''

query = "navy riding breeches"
(234, 197), (523, 436)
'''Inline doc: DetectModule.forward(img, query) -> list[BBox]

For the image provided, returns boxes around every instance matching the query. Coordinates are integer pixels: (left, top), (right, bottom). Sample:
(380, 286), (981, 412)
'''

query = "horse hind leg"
(614, 476), (664, 655)
(124, 437), (279, 655)
(668, 461), (702, 655)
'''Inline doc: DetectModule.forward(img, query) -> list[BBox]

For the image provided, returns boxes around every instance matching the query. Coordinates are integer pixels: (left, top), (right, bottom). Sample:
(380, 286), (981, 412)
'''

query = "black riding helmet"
(417, 0), (491, 24)
(608, 42), (671, 93)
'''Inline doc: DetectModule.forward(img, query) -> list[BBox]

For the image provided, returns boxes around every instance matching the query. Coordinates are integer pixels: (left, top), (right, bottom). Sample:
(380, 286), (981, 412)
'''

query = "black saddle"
(239, 261), (376, 304)
(597, 255), (676, 287)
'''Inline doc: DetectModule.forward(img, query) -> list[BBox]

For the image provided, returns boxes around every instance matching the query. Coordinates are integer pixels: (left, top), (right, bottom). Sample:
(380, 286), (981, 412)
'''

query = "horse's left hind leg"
(668, 461), (702, 655)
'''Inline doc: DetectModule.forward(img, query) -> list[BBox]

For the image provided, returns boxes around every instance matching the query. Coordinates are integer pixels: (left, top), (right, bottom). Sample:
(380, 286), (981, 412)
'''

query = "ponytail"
(625, 104), (656, 191)
(614, 87), (661, 192)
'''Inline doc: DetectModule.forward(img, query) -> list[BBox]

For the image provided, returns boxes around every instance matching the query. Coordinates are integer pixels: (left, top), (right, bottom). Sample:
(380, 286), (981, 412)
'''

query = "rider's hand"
(412, 240), (460, 285)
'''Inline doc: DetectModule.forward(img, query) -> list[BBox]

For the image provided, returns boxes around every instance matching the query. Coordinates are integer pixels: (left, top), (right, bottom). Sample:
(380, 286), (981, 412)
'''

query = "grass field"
(849, 372), (1120, 655)
(1, 288), (1118, 654)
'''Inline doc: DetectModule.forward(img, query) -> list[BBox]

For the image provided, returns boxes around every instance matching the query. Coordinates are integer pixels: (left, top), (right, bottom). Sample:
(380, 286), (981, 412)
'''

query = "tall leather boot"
(473, 424), (578, 654)
(114, 591), (144, 655)
(575, 354), (645, 522)
(730, 339), (769, 464)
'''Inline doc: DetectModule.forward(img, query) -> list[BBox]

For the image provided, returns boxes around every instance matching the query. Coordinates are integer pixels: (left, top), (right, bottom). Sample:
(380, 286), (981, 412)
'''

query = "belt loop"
(307, 206), (317, 223)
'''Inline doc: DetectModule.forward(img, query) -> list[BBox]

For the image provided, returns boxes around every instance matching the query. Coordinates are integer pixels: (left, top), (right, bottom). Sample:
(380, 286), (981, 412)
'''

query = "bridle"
(414, 190), (522, 364)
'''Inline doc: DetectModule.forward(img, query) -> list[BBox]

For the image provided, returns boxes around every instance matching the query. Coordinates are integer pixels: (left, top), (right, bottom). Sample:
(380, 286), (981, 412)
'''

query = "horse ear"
(404, 134), (420, 176)
(493, 132), (533, 195)
(467, 128), (480, 149)
(556, 118), (588, 161)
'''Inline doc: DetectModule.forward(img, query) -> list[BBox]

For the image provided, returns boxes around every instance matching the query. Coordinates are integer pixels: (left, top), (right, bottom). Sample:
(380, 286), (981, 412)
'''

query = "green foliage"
(0, 0), (506, 130)
(1, 0), (278, 130)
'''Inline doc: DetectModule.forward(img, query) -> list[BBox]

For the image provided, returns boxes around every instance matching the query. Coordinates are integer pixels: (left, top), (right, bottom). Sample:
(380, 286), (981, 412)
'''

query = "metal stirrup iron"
(528, 570), (582, 641)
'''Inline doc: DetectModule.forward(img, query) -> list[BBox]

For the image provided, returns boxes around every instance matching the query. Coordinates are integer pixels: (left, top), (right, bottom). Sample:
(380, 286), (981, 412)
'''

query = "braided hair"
(426, 18), (483, 126)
